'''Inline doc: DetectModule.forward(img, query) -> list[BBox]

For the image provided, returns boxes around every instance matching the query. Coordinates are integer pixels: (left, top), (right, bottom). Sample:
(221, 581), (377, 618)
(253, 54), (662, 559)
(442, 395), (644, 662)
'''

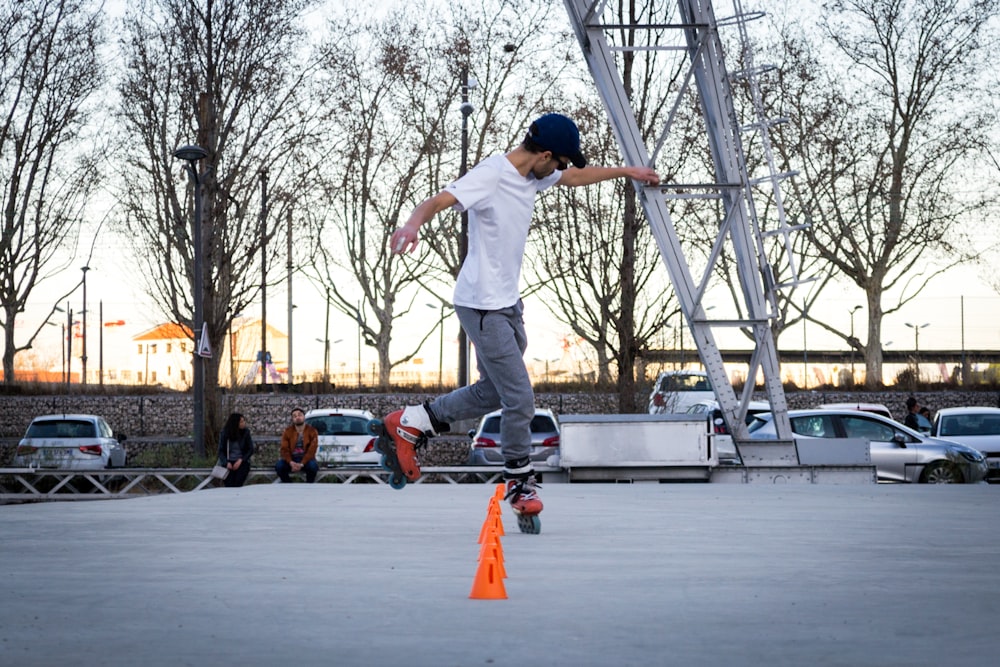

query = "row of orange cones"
(469, 483), (508, 599)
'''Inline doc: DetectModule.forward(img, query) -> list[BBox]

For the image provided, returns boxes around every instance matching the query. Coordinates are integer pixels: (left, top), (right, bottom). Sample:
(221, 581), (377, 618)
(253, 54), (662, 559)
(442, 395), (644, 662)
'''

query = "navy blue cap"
(528, 113), (586, 168)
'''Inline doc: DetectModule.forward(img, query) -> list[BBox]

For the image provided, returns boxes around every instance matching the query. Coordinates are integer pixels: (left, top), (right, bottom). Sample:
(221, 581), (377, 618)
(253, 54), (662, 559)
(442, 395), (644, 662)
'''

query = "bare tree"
(0, 0), (104, 385)
(770, 0), (998, 387)
(303, 0), (569, 388)
(528, 0), (704, 412)
(528, 97), (679, 392)
(115, 0), (321, 451)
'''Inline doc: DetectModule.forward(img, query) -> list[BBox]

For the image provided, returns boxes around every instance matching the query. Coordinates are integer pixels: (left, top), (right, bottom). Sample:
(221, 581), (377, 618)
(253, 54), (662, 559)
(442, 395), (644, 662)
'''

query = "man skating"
(381, 113), (660, 530)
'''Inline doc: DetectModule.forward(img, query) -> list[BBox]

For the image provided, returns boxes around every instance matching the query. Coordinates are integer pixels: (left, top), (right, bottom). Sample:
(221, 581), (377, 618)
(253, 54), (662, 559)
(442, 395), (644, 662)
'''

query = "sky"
(8, 0), (1000, 380)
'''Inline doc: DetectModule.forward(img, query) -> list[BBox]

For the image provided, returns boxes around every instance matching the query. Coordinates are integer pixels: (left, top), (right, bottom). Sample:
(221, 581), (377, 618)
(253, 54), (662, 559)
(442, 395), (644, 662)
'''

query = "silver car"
(466, 408), (560, 466)
(929, 407), (1000, 483)
(746, 409), (987, 484)
(306, 408), (378, 466)
(13, 414), (127, 470)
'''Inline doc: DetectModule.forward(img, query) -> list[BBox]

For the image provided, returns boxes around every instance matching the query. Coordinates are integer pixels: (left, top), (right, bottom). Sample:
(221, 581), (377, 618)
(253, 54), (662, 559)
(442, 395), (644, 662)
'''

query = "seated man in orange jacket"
(276, 407), (319, 483)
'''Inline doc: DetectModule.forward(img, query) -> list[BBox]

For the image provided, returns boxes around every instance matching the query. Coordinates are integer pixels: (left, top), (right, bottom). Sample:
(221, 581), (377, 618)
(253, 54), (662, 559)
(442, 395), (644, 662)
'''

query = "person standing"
(904, 397), (922, 431)
(380, 112), (660, 525)
(217, 412), (254, 488)
(276, 407), (319, 483)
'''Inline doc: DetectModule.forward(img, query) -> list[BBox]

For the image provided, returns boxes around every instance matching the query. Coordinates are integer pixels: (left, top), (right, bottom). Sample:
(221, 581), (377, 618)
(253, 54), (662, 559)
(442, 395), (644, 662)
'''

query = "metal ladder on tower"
(562, 0), (805, 449)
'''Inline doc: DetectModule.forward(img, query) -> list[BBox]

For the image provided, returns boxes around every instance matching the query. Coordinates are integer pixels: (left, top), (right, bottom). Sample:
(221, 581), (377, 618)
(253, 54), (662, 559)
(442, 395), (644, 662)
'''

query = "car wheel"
(920, 461), (964, 484)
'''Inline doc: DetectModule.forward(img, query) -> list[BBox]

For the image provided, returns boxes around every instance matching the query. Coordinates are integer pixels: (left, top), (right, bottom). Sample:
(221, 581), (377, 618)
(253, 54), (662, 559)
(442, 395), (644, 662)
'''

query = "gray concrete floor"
(1, 482), (998, 667)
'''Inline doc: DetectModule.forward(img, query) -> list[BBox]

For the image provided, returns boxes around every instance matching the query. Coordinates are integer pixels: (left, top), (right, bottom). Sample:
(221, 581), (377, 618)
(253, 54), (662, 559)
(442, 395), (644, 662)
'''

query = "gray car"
(466, 408), (560, 466)
(929, 407), (1000, 483)
(746, 409), (987, 484)
(13, 414), (127, 470)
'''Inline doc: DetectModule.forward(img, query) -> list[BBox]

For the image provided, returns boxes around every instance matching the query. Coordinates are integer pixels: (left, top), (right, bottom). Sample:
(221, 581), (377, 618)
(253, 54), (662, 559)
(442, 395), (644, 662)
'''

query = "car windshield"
(939, 415), (1000, 437)
(307, 415), (370, 436)
(27, 420), (96, 439)
(659, 374), (711, 392)
(480, 415), (556, 434)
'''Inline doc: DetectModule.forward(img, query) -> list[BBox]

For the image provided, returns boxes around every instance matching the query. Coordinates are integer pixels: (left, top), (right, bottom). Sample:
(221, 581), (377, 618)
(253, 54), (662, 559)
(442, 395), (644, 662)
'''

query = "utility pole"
(260, 169), (268, 388)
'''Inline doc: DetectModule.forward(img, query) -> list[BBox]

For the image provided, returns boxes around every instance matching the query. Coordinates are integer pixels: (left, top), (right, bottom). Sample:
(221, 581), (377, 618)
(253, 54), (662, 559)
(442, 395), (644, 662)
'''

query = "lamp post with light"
(173, 144), (209, 457)
(904, 322), (930, 382)
(80, 265), (89, 384)
(426, 302), (448, 390)
(456, 68), (477, 388)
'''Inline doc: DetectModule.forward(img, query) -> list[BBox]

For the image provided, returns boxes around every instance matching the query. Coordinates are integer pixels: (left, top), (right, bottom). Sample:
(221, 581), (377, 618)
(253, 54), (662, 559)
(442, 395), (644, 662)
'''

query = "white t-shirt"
(445, 154), (561, 310)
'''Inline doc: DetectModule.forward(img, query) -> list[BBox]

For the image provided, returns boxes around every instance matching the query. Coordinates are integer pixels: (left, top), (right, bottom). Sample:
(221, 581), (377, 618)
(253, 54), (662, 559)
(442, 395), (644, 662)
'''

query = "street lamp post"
(456, 68), (477, 388)
(357, 300), (363, 390)
(173, 144), (209, 457)
(904, 322), (930, 382)
(849, 304), (862, 382)
(426, 302), (447, 390)
(802, 307), (809, 389)
(80, 266), (89, 385)
(323, 290), (331, 384)
(65, 302), (72, 387)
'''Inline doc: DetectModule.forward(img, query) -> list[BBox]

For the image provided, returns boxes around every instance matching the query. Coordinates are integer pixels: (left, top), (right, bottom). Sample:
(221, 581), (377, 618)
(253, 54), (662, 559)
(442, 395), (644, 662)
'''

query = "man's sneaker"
(505, 475), (543, 516)
(381, 405), (437, 481)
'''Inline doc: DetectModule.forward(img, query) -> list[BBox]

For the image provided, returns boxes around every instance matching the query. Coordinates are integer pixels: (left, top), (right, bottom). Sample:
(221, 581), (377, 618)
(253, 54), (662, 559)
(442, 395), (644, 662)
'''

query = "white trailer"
(557, 414), (876, 484)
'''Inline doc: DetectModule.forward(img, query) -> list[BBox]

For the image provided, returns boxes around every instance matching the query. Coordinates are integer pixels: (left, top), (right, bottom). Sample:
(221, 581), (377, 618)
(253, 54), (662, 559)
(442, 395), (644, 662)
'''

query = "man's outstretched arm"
(390, 190), (459, 255)
(558, 164), (660, 187)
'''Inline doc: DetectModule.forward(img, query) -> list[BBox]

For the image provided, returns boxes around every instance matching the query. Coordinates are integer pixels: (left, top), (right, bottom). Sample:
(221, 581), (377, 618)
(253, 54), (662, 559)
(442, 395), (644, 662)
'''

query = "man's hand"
(291, 461), (302, 472)
(390, 224), (419, 255)
(626, 166), (660, 186)
(390, 191), (459, 255)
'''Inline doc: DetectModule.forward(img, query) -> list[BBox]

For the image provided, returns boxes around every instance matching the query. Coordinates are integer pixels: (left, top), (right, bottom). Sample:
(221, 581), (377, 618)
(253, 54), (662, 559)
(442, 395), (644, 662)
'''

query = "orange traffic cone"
(479, 532), (506, 579)
(479, 509), (504, 542)
(469, 552), (507, 599)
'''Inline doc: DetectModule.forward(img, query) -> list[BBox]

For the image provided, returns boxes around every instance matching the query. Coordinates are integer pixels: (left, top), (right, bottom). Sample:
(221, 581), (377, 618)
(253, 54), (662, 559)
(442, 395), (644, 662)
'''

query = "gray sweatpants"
(430, 302), (534, 465)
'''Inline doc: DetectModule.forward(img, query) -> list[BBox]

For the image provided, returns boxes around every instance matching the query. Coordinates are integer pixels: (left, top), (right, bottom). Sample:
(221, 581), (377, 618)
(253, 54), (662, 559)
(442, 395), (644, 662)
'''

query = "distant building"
(131, 318), (289, 389)
(131, 323), (196, 389)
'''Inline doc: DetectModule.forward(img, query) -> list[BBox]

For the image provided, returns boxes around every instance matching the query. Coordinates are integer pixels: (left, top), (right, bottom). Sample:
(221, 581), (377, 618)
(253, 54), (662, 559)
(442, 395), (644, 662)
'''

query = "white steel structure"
(563, 0), (804, 443)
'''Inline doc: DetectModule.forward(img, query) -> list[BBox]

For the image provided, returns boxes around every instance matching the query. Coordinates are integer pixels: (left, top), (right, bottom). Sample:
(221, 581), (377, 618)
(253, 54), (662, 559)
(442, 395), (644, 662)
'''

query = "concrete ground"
(1, 482), (997, 667)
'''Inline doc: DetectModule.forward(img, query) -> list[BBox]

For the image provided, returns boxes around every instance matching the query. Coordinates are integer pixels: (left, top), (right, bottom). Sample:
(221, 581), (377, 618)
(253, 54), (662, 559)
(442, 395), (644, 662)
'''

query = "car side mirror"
(892, 433), (906, 447)
(468, 429), (475, 438)
(118, 433), (128, 443)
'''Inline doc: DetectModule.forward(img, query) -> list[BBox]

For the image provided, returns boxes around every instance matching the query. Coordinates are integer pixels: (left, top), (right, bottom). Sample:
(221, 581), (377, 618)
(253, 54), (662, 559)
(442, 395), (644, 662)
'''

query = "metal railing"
(0, 465), (520, 502)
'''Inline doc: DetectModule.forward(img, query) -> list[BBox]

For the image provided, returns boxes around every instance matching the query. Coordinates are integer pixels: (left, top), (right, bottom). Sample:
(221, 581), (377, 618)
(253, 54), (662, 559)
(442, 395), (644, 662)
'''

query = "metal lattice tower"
(563, 0), (807, 443)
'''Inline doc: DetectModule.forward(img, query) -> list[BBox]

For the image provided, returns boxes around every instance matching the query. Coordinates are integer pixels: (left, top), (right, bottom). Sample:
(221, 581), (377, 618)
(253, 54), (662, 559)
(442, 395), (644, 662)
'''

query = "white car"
(647, 370), (715, 414)
(747, 409), (987, 484)
(13, 414), (127, 470)
(929, 407), (1000, 483)
(305, 408), (378, 466)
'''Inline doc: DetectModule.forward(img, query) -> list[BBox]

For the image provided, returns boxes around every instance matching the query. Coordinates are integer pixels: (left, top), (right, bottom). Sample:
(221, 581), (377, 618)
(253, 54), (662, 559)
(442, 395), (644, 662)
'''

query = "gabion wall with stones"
(2, 389), (998, 467)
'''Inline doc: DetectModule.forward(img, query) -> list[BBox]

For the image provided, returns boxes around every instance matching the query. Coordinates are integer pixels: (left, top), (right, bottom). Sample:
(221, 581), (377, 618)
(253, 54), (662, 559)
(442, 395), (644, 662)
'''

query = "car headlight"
(959, 451), (985, 463)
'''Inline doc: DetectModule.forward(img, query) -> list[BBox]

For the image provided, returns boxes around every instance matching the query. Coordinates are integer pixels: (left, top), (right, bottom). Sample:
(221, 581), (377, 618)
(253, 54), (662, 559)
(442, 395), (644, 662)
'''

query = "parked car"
(746, 409), (987, 484)
(686, 399), (772, 435)
(929, 407), (1000, 483)
(305, 408), (378, 466)
(686, 399), (771, 464)
(13, 414), (127, 470)
(815, 402), (893, 420)
(466, 408), (560, 466)
(647, 370), (715, 414)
